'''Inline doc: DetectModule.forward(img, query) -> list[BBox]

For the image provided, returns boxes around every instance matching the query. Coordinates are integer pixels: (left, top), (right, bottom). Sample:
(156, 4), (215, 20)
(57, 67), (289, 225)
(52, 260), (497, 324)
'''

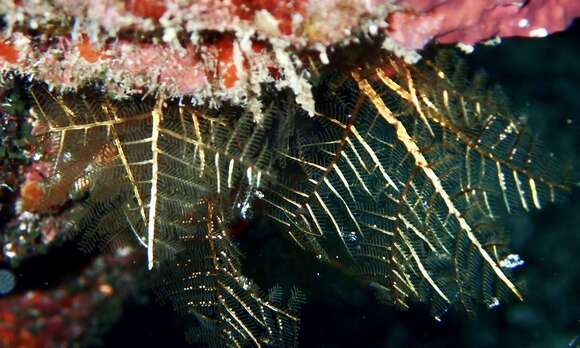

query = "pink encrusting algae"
(387, 0), (580, 49)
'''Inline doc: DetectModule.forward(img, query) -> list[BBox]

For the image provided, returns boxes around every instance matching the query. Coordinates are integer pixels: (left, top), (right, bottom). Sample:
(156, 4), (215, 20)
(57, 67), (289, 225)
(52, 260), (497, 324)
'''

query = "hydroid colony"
(27, 49), (573, 346)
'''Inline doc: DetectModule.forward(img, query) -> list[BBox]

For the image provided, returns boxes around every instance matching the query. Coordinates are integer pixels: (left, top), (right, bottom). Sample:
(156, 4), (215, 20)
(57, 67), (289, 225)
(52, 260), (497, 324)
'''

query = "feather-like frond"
(30, 85), (301, 347)
(262, 51), (572, 316)
(27, 48), (573, 344)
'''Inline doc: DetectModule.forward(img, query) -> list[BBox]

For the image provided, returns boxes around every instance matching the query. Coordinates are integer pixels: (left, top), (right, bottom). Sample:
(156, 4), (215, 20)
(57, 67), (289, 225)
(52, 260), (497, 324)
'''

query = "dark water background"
(8, 20), (575, 348)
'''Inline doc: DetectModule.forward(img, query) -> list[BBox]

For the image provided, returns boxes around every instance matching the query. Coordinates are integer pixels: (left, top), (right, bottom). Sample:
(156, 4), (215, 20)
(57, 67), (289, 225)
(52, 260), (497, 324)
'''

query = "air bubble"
(236, 276), (253, 291)
(488, 297), (500, 308)
(0, 269), (16, 295)
(499, 254), (525, 269)
(343, 231), (358, 242)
